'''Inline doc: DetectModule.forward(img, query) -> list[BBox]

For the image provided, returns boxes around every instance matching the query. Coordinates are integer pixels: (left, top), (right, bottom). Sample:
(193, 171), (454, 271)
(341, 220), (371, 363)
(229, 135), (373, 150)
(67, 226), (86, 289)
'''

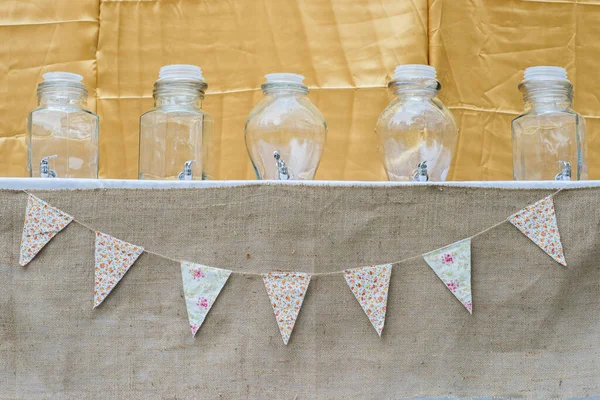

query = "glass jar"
(375, 65), (458, 182)
(512, 66), (587, 181)
(139, 64), (214, 180)
(245, 73), (327, 180)
(27, 72), (99, 178)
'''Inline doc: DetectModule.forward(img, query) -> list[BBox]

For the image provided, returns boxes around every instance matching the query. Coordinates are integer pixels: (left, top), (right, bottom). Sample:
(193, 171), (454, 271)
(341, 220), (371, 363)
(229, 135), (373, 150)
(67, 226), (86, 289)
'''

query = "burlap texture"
(1, 186), (599, 398)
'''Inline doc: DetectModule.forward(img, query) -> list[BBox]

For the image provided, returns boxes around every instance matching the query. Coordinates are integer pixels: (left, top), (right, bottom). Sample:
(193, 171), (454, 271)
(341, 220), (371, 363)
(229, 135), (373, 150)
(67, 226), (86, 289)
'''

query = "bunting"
(262, 272), (311, 345)
(423, 238), (472, 313)
(19, 194), (73, 266)
(181, 262), (231, 336)
(15, 191), (574, 341)
(508, 196), (566, 266)
(344, 264), (392, 336)
(94, 232), (144, 308)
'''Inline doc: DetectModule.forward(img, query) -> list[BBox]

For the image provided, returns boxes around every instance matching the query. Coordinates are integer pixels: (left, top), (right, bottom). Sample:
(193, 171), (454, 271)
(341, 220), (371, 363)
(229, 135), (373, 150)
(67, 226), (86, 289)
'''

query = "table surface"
(1, 178), (600, 190)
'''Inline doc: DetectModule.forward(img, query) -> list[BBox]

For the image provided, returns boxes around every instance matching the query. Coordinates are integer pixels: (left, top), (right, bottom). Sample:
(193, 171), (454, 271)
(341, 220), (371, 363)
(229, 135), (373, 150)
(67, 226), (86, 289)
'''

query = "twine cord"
(21, 187), (564, 277)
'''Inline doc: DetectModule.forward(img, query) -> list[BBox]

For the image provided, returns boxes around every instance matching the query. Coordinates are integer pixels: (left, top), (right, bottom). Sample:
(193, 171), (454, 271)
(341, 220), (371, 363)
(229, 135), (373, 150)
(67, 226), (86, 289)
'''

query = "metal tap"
(413, 161), (429, 182)
(274, 151), (291, 180)
(555, 161), (571, 181)
(178, 160), (195, 180)
(40, 155), (58, 178)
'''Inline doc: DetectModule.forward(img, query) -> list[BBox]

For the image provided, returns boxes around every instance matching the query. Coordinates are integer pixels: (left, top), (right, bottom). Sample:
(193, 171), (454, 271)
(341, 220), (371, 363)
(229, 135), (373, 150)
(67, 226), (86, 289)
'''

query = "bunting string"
(20, 188), (564, 277)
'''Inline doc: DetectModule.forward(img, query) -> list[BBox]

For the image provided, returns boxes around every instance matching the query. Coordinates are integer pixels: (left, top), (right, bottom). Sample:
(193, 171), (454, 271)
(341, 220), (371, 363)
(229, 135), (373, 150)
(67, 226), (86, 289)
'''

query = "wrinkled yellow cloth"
(1, 0), (598, 180)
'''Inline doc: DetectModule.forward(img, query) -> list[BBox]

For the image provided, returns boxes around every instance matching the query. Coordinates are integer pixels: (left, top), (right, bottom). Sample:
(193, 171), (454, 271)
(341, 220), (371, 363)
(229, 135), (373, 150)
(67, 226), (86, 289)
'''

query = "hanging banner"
(13, 190), (575, 340)
(19, 194), (73, 266)
(181, 261), (232, 336)
(508, 196), (566, 266)
(423, 238), (472, 313)
(94, 232), (144, 308)
(344, 264), (392, 336)
(262, 272), (311, 345)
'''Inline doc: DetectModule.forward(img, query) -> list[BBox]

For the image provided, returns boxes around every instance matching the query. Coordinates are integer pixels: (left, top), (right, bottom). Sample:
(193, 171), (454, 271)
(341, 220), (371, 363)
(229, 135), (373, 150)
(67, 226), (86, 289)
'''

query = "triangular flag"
(344, 264), (392, 336)
(94, 232), (144, 308)
(181, 261), (231, 336)
(423, 238), (472, 313)
(508, 196), (566, 266)
(20, 194), (73, 266)
(262, 272), (311, 345)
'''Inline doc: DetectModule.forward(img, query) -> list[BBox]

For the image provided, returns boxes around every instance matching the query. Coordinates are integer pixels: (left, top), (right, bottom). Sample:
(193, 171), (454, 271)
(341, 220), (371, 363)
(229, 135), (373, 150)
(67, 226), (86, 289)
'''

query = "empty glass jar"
(27, 72), (99, 178)
(512, 66), (587, 181)
(375, 65), (458, 181)
(139, 64), (214, 180)
(245, 73), (327, 180)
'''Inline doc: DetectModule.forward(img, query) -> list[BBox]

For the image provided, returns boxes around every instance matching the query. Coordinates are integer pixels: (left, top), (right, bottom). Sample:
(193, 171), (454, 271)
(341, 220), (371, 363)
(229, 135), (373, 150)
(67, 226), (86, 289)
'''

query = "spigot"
(413, 161), (429, 182)
(178, 160), (195, 180)
(40, 155), (58, 178)
(555, 161), (571, 181)
(274, 151), (292, 180)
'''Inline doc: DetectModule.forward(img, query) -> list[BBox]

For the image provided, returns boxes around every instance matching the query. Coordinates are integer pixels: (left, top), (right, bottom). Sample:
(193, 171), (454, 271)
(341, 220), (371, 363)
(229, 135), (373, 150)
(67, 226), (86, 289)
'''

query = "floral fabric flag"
(423, 238), (472, 313)
(94, 232), (144, 308)
(20, 194), (73, 266)
(262, 272), (311, 345)
(343, 264), (392, 336)
(181, 262), (231, 336)
(508, 196), (566, 266)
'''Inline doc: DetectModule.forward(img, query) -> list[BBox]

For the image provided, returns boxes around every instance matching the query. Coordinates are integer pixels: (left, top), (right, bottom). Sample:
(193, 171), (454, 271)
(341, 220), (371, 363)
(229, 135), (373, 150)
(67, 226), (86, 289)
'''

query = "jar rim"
(261, 82), (308, 94)
(518, 79), (572, 91)
(37, 80), (88, 98)
(153, 79), (208, 94)
(388, 78), (441, 92)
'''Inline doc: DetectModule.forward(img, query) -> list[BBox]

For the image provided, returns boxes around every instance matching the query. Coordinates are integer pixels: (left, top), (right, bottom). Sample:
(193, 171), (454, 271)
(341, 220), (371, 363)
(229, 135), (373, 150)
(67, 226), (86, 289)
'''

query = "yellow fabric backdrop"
(1, 0), (598, 180)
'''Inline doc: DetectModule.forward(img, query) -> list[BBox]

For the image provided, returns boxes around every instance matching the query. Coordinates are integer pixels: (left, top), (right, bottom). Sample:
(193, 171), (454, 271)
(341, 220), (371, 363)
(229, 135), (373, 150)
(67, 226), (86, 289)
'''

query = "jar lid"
(524, 66), (569, 83)
(264, 73), (305, 85)
(393, 64), (436, 81)
(42, 72), (84, 83)
(158, 64), (205, 82)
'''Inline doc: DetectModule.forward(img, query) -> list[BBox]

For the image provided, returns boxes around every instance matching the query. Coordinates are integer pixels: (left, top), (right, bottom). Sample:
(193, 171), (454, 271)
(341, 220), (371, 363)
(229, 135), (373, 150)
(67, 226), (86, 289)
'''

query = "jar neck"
(389, 79), (440, 100)
(261, 82), (308, 96)
(153, 81), (206, 109)
(37, 83), (87, 108)
(520, 80), (573, 112)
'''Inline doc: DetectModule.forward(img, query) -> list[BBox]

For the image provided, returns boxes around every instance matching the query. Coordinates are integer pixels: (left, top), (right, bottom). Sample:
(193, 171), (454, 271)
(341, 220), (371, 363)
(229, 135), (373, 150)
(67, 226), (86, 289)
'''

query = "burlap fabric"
(1, 186), (599, 399)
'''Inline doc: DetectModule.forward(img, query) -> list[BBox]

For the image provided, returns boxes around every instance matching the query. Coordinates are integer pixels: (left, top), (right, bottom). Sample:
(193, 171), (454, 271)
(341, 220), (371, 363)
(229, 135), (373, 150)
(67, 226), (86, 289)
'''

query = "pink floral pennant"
(181, 261), (232, 336)
(423, 238), (472, 313)
(20, 194), (73, 266)
(343, 264), (392, 336)
(262, 272), (311, 345)
(508, 196), (566, 266)
(94, 232), (144, 308)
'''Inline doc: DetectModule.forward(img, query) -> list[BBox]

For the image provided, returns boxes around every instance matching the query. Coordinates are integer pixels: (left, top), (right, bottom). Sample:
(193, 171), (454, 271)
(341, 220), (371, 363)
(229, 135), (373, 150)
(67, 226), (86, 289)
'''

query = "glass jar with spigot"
(245, 73), (327, 180)
(139, 64), (214, 180)
(375, 65), (458, 182)
(27, 72), (99, 178)
(512, 66), (587, 181)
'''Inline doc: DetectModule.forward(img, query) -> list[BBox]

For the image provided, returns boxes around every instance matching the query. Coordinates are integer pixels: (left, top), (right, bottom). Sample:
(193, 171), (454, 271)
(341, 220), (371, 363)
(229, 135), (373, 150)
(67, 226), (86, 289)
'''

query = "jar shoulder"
(29, 108), (99, 130)
(140, 107), (213, 122)
(512, 108), (584, 128)
(245, 96), (326, 131)
(377, 97), (457, 130)
(30, 106), (98, 120)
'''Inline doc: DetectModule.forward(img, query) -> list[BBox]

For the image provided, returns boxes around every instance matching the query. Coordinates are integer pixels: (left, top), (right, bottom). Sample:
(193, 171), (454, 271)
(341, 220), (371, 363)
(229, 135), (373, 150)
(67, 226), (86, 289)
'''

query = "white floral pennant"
(508, 196), (566, 266)
(20, 194), (73, 266)
(262, 272), (311, 345)
(344, 264), (392, 337)
(423, 238), (472, 313)
(94, 232), (144, 308)
(181, 262), (231, 336)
